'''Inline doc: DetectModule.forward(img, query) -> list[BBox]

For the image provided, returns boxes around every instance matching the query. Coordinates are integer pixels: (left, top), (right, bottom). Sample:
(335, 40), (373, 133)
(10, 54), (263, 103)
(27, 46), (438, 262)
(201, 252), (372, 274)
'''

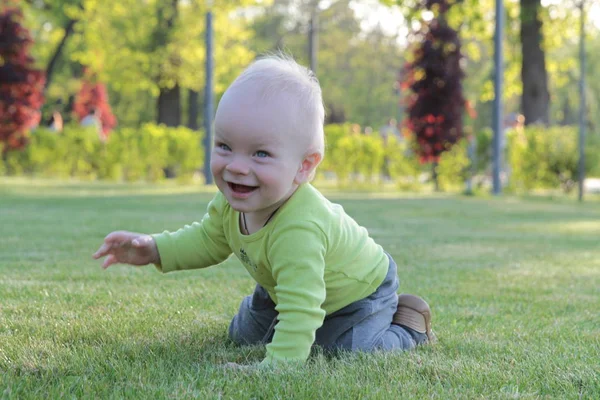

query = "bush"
(506, 125), (600, 193)
(319, 123), (354, 178)
(402, 1), (466, 163)
(327, 133), (358, 183)
(385, 135), (421, 189)
(165, 126), (204, 182)
(474, 128), (493, 175)
(328, 132), (384, 185)
(437, 138), (470, 191)
(1, 124), (203, 182)
(321, 124), (420, 187)
(3, 126), (101, 178)
(6, 120), (594, 194)
(0, 8), (45, 152)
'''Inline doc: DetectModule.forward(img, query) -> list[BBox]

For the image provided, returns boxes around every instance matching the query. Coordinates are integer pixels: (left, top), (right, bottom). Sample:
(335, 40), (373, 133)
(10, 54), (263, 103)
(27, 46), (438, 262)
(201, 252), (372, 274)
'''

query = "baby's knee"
(227, 315), (246, 345)
(227, 314), (265, 346)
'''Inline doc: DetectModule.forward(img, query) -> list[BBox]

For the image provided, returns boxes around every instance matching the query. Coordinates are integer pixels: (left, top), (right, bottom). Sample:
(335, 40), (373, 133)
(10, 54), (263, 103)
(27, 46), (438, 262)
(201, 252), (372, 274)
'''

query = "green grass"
(1, 177), (599, 399)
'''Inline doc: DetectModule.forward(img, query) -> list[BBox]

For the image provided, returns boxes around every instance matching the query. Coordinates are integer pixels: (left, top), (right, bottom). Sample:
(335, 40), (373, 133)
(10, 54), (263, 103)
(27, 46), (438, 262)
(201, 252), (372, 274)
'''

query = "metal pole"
(578, 0), (586, 202)
(308, 5), (318, 74)
(466, 135), (475, 195)
(492, 0), (504, 195)
(203, 6), (214, 185)
(397, 70), (403, 134)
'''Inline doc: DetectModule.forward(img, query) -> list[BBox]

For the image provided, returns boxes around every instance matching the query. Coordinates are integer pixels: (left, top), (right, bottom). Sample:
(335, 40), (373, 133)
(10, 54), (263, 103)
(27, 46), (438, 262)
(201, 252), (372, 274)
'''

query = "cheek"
(256, 163), (297, 189)
(210, 153), (224, 174)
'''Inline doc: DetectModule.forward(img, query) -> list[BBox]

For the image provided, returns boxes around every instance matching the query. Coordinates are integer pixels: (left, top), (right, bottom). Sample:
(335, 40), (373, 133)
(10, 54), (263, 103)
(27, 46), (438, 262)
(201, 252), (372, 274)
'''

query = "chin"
(224, 195), (254, 212)
(227, 200), (247, 211)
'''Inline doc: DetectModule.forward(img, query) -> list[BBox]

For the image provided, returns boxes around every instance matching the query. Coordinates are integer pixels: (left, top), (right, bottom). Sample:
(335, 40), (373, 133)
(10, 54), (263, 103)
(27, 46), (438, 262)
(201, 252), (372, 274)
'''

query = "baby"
(93, 55), (434, 367)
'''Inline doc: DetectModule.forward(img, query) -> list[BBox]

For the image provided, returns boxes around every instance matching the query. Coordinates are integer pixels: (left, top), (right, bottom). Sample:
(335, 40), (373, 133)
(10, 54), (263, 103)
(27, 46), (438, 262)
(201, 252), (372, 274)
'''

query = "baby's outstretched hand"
(92, 231), (160, 269)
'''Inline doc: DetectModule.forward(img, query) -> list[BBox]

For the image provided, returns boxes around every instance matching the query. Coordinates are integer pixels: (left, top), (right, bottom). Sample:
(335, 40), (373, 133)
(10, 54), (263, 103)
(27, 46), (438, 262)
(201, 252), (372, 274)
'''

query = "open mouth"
(228, 182), (258, 194)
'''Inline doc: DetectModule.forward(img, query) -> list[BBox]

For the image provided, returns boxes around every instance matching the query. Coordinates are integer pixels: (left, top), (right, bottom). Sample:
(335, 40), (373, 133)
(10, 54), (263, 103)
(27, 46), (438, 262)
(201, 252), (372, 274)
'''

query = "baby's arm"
(94, 192), (231, 272)
(93, 231), (160, 269)
(263, 224), (328, 365)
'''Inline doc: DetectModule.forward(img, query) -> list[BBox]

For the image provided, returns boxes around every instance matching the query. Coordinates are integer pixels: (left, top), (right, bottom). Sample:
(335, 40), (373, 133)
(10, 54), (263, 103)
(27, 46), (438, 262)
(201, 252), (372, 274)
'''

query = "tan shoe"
(392, 294), (436, 344)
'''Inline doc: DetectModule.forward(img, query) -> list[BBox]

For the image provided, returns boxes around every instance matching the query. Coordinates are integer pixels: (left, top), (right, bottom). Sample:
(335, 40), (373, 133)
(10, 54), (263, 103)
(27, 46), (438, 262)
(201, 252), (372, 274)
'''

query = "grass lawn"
(1, 177), (599, 399)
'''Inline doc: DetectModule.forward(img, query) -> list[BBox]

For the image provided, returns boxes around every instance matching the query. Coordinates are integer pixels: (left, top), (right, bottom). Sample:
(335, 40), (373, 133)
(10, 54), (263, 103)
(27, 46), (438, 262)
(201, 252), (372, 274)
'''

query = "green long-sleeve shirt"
(153, 183), (388, 364)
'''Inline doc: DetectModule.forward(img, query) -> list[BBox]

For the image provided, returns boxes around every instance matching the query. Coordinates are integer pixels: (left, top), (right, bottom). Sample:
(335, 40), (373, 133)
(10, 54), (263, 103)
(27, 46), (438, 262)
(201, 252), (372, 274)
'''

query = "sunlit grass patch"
(1, 178), (599, 398)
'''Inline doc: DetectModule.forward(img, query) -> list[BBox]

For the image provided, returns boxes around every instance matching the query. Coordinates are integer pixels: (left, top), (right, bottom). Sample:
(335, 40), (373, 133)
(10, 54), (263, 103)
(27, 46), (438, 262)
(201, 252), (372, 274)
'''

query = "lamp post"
(308, 1), (318, 74)
(578, 0), (586, 202)
(492, 0), (504, 195)
(203, 0), (214, 185)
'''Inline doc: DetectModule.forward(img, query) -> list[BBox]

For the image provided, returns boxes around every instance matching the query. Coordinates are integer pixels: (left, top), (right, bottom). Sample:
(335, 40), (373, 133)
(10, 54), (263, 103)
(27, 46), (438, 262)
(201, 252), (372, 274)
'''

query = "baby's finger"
(92, 243), (111, 259)
(102, 254), (117, 269)
(104, 231), (135, 244)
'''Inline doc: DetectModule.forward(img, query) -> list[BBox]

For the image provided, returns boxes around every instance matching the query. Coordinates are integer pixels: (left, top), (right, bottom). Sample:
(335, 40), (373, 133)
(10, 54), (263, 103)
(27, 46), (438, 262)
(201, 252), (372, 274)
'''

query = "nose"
(225, 155), (250, 175)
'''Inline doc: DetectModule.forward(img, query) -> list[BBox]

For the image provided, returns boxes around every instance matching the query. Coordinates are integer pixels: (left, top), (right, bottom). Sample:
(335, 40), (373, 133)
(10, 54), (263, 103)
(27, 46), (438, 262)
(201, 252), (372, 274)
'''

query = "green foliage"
(437, 138), (471, 191)
(391, 0), (599, 137)
(328, 134), (358, 183)
(1, 124), (203, 183)
(506, 126), (600, 193)
(5, 122), (598, 194)
(4, 126), (100, 178)
(319, 123), (353, 175)
(165, 125), (205, 182)
(22, 0), (260, 126)
(474, 127), (493, 174)
(250, 1), (404, 128)
(20, 0), (600, 139)
(384, 135), (422, 189)
(322, 124), (419, 187)
(69, 0), (258, 93)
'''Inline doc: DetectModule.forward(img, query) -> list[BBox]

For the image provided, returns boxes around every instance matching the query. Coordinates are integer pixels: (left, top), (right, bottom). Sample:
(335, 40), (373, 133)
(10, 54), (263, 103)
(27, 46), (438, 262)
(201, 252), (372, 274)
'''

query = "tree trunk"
(44, 18), (76, 91)
(154, 0), (180, 127)
(63, 63), (84, 124)
(432, 161), (439, 191)
(187, 89), (199, 130)
(158, 84), (180, 178)
(520, 0), (550, 126)
(157, 84), (181, 127)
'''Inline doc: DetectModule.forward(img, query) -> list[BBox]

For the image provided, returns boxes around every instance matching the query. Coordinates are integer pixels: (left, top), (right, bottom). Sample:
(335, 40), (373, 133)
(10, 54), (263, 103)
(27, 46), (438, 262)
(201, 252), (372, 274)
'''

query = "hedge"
(1, 123), (203, 183)
(2, 123), (596, 192)
(475, 125), (600, 193)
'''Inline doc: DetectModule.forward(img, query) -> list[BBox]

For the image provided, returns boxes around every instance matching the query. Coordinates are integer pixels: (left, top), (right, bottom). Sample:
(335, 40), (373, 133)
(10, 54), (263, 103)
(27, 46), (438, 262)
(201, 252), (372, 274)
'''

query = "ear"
(294, 152), (322, 184)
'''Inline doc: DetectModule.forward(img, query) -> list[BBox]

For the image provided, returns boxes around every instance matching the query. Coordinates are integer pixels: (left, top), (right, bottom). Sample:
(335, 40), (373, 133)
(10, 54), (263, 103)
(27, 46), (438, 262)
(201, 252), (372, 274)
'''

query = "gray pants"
(228, 254), (416, 353)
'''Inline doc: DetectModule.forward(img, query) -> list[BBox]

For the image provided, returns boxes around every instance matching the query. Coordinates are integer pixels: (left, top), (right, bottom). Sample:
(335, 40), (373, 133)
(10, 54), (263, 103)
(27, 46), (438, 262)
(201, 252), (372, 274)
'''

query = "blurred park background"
(2, 0), (600, 196)
(3, 2), (600, 397)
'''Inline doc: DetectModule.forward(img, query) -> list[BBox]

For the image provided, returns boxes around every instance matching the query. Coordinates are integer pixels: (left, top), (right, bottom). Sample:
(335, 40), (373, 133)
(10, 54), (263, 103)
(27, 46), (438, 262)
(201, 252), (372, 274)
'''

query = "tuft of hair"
(230, 53), (326, 161)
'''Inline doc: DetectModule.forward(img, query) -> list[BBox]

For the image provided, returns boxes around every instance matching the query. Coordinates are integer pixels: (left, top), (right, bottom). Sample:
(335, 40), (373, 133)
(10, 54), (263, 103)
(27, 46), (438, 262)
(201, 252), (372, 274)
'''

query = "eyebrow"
(254, 140), (279, 148)
(213, 132), (229, 142)
(213, 131), (282, 149)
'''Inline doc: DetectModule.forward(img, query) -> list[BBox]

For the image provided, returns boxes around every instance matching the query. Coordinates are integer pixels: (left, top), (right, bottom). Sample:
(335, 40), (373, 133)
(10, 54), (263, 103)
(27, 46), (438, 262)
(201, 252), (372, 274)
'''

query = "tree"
(0, 7), (45, 152)
(250, 0), (404, 127)
(19, 0), (259, 129)
(520, 0), (550, 125)
(153, 0), (180, 127)
(403, 0), (466, 167)
(66, 0), (257, 128)
(386, 0), (586, 131)
(23, 0), (83, 92)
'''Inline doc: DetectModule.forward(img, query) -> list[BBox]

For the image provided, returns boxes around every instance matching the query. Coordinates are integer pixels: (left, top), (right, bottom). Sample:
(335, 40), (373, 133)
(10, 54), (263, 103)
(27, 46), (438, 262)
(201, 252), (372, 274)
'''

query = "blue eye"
(217, 143), (231, 151)
(255, 150), (269, 158)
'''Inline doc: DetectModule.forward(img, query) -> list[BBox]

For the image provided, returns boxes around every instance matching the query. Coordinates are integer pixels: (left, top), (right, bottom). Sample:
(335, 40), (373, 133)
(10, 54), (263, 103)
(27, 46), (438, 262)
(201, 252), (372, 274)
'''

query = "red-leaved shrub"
(0, 7), (45, 151)
(402, 0), (466, 163)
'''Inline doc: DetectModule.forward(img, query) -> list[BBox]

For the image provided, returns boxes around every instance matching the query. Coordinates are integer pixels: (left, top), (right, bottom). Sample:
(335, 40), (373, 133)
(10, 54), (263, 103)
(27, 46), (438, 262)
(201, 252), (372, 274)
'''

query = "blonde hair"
(228, 54), (326, 160)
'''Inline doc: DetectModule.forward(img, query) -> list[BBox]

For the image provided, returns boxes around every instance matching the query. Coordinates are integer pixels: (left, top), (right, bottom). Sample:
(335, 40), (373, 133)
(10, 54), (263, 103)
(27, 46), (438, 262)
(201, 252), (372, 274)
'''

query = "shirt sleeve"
(261, 222), (328, 365)
(152, 192), (232, 273)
